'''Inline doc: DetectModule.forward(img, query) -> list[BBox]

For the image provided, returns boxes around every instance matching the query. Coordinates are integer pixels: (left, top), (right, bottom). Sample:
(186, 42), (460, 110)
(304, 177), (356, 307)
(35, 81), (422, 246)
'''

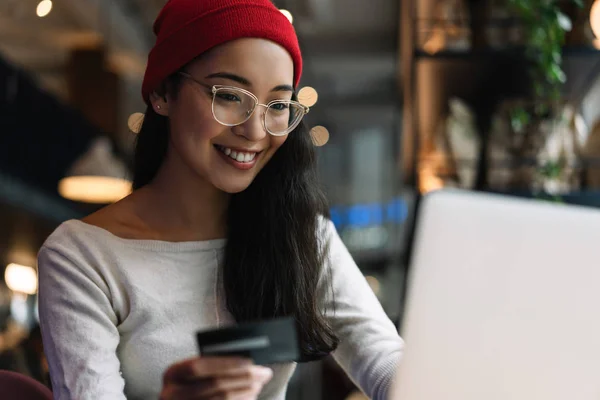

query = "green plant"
(506, 0), (583, 194)
(507, 0), (582, 116)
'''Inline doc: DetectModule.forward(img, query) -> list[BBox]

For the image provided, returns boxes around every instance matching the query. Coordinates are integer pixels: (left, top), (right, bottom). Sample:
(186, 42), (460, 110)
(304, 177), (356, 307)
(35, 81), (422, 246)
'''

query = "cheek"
(170, 102), (222, 144)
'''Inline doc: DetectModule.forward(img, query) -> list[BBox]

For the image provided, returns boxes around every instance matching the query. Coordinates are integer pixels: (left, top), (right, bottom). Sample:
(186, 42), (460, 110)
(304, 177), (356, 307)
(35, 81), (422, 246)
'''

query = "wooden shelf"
(563, 45), (600, 56)
(487, 190), (600, 208)
(414, 46), (600, 60)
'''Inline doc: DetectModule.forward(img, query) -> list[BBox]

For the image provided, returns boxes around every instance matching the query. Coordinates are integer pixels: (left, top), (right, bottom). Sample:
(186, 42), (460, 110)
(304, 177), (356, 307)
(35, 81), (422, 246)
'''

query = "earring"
(156, 105), (161, 110)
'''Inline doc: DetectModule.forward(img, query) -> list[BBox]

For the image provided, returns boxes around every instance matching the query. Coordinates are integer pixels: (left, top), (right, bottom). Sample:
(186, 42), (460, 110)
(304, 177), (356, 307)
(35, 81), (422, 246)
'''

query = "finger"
(166, 378), (256, 399)
(163, 367), (272, 399)
(206, 383), (265, 400)
(164, 357), (253, 383)
(162, 378), (261, 400)
(196, 366), (273, 397)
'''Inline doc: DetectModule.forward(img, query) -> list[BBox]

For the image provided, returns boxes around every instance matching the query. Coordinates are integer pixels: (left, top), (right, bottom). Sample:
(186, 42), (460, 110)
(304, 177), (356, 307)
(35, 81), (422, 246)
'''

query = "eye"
(216, 92), (241, 102)
(270, 102), (290, 111)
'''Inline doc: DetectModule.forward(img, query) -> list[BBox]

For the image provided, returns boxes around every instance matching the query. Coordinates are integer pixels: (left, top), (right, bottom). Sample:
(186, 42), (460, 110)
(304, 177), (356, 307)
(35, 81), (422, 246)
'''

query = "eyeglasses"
(178, 72), (309, 136)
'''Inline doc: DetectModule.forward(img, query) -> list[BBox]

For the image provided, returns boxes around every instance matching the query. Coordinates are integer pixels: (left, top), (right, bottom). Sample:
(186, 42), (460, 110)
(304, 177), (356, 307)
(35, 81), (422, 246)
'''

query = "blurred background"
(2, 0), (600, 399)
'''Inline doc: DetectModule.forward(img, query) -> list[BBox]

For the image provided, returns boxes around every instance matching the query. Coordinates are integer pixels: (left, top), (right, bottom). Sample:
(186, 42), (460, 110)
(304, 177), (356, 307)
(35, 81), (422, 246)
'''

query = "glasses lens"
(265, 102), (305, 136)
(212, 88), (256, 126)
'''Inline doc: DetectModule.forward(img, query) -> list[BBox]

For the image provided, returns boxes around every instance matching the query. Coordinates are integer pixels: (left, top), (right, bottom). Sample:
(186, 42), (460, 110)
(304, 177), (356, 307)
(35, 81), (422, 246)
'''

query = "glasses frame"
(178, 72), (309, 136)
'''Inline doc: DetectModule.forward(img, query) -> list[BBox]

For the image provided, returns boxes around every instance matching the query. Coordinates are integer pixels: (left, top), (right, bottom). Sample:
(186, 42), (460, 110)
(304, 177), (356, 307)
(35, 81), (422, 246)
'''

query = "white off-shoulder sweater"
(37, 219), (403, 400)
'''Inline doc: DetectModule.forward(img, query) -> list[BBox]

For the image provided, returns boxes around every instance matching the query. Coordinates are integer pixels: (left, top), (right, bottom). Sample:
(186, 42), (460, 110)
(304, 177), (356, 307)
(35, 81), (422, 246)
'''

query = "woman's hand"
(160, 356), (273, 400)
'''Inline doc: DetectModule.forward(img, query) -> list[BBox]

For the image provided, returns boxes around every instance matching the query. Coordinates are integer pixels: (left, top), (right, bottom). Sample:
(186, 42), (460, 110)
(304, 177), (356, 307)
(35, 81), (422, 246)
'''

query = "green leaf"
(510, 107), (531, 132)
(539, 161), (562, 179)
(533, 26), (547, 42)
(550, 64), (567, 83)
(551, 50), (562, 64)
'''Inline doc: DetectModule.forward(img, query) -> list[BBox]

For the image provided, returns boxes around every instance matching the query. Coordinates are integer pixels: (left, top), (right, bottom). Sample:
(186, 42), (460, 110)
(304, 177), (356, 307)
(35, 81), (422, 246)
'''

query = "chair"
(0, 370), (53, 400)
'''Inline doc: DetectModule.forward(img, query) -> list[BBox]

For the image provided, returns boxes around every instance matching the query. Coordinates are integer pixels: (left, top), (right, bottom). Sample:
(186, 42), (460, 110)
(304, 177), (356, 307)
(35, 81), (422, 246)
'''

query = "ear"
(149, 92), (169, 116)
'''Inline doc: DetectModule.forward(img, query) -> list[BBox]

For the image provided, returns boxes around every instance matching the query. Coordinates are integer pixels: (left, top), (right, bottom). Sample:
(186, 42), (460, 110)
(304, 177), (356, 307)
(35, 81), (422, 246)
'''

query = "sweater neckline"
(65, 219), (227, 253)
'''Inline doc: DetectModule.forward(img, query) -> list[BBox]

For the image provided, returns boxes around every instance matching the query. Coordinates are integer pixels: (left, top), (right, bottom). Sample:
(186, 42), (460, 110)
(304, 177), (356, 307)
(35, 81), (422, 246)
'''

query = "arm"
(38, 245), (126, 400)
(321, 220), (404, 400)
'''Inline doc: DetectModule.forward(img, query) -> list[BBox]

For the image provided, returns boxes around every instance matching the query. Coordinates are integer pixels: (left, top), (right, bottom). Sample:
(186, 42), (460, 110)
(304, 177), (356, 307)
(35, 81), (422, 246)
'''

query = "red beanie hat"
(141, 0), (302, 104)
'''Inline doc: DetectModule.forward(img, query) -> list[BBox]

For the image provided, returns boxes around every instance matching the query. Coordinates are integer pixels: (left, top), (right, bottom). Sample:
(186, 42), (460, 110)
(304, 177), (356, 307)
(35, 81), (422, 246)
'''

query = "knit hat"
(141, 0), (302, 104)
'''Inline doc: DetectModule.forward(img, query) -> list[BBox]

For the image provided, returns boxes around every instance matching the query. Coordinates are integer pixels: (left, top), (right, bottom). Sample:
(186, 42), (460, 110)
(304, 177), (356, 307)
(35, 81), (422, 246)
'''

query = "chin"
(221, 186), (250, 194)
(214, 179), (254, 194)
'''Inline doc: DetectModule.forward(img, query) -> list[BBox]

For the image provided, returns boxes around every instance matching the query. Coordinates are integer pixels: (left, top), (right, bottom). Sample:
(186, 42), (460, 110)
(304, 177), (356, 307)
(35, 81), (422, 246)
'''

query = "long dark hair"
(133, 73), (339, 361)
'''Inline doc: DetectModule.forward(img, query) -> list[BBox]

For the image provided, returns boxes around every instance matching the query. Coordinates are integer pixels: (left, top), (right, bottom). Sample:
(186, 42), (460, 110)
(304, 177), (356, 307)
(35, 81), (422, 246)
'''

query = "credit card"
(196, 316), (300, 365)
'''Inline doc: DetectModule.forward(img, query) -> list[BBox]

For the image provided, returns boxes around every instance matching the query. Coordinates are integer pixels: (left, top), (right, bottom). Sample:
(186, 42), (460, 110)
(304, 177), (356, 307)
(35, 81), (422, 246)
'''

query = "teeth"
(216, 146), (257, 163)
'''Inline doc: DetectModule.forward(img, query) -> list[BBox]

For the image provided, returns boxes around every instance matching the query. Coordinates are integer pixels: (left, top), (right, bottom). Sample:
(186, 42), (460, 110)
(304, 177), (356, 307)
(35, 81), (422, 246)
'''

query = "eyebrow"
(205, 72), (294, 93)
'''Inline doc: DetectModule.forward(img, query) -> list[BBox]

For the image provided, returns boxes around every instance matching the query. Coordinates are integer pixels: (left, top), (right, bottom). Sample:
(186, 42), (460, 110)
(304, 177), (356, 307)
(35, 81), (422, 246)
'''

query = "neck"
(138, 148), (230, 241)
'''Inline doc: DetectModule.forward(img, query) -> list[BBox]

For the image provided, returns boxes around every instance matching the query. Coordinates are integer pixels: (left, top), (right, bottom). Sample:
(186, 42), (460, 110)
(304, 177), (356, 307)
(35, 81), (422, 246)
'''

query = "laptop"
(389, 189), (600, 400)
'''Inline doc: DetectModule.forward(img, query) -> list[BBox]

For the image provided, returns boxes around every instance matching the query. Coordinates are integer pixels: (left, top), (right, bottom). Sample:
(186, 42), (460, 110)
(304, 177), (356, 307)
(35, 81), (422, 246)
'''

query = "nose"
(233, 106), (268, 142)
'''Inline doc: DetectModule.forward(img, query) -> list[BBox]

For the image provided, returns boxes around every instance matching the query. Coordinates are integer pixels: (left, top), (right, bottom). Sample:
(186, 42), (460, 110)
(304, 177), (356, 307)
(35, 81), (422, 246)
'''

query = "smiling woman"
(144, 38), (301, 194)
(36, 1), (404, 399)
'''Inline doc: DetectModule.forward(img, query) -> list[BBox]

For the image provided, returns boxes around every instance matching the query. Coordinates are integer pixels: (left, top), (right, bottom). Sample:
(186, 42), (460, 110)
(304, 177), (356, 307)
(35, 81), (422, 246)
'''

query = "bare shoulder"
(81, 191), (148, 240)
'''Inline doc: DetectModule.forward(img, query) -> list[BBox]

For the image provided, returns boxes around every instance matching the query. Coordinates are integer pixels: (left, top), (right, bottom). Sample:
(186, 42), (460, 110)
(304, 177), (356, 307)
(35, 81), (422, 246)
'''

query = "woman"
(37, 0), (404, 399)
